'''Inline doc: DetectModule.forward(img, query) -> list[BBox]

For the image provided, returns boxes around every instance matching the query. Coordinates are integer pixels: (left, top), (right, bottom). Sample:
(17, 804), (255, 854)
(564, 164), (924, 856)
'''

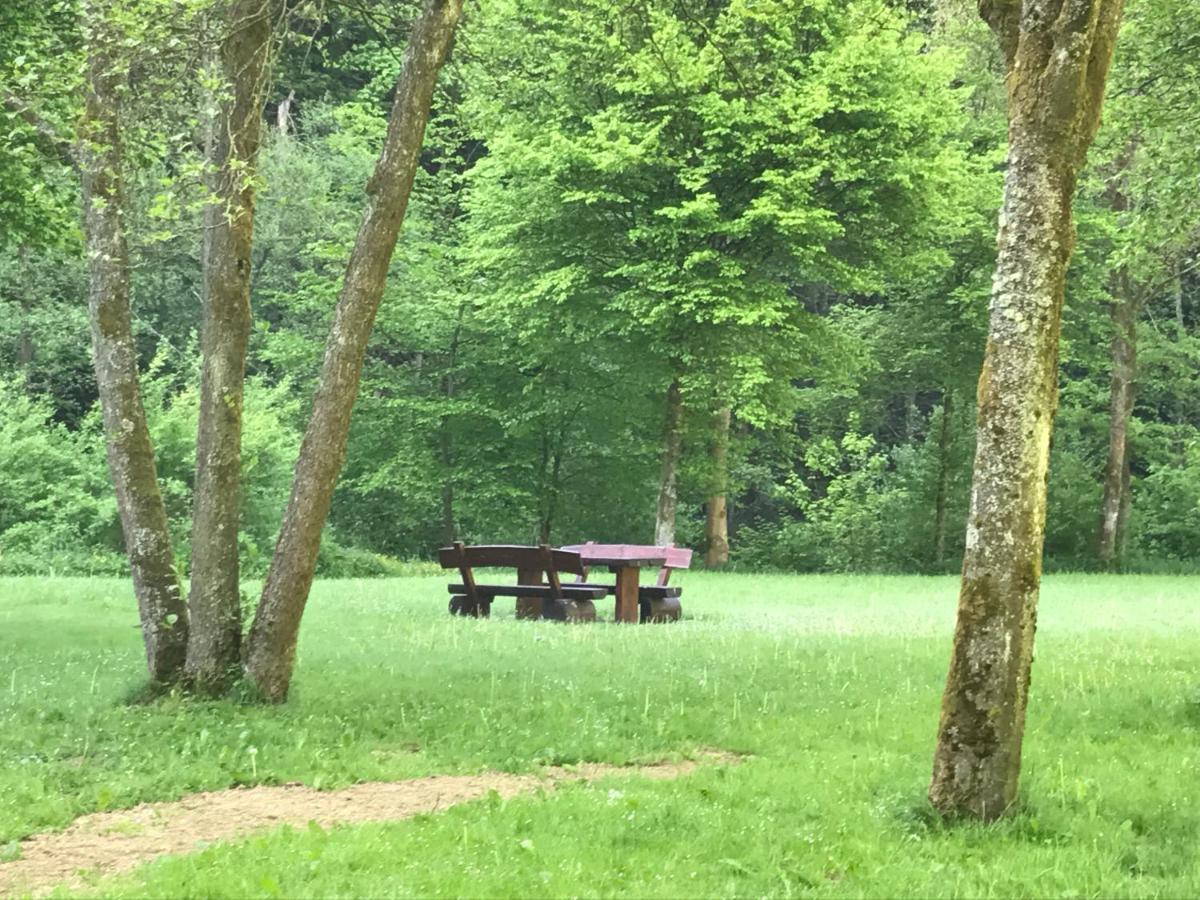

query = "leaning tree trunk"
(1097, 273), (1138, 566)
(929, 0), (1125, 821)
(705, 406), (731, 568)
(654, 378), (684, 546)
(244, 0), (463, 702)
(186, 0), (274, 693)
(80, 4), (189, 681)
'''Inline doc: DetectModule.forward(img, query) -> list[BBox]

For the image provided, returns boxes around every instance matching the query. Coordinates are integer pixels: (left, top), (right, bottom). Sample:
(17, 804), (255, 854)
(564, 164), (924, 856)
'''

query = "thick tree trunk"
(933, 390), (954, 568)
(244, 0), (463, 702)
(654, 378), (684, 546)
(80, 6), (188, 682)
(704, 406), (731, 568)
(930, 0), (1125, 821)
(186, 0), (274, 693)
(1097, 275), (1137, 566)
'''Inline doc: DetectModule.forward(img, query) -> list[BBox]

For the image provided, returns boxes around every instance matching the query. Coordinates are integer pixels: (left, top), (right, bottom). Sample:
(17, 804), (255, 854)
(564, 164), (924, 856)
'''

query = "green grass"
(2, 573), (1199, 897)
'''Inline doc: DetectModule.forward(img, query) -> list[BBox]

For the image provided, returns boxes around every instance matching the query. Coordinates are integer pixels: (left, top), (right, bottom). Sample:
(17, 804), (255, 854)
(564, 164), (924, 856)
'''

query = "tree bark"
(930, 0), (1125, 821)
(186, 0), (274, 693)
(536, 428), (565, 545)
(1097, 273), (1137, 566)
(244, 0), (463, 702)
(80, 4), (188, 682)
(654, 378), (684, 546)
(438, 304), (465, 546)
(16, 246), (34, 369)
(705, 406), (731, 568)
(933, 390), (954, 568)
(1174, 258), (1184, 332)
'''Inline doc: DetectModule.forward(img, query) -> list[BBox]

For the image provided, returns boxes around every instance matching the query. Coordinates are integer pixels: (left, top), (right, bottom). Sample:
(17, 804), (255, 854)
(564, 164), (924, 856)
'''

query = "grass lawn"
(1, 572), (1198, 897)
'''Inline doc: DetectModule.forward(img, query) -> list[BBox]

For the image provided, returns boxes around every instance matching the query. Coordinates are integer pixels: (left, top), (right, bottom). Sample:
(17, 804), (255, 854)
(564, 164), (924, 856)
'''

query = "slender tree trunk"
(1097, 274), (1138, 566)
(705, 406), (731, 568)
(933, 390), (954, 568)
(654, 378), (684, 546)
(929, 0), (1125, 821)
(1117, 451), (1132, 557)
(1174, 258), (1184, 332)
(244, 0), (463, 701)
(80, 4), (188, 682)
(16, 246), (34, 370)
(186, 0), (274, 693)
(537, 429), (564, 545)
(439, 304), (465, 545)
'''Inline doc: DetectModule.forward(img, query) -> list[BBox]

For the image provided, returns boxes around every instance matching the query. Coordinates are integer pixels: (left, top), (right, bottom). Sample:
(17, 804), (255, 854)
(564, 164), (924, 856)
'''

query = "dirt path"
(0, 756), (731, 897)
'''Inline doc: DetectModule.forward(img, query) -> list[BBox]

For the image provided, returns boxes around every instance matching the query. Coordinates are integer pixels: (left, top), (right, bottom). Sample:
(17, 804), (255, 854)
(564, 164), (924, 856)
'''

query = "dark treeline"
(2, 0), (1198, 577)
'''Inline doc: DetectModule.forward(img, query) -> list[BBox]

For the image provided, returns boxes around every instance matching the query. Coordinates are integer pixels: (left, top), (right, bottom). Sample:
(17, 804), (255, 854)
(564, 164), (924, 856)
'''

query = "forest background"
(2, 0), (1197, 578)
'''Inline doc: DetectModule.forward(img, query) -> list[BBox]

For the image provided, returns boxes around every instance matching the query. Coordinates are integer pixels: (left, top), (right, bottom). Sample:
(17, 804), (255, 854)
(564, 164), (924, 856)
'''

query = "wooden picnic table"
(560, 543), (668, 623)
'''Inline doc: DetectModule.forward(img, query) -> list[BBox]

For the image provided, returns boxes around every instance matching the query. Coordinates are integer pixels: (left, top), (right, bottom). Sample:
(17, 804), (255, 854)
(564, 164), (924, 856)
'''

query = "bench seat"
(447, 583), (608, 600)
(575, 584), (682, 600)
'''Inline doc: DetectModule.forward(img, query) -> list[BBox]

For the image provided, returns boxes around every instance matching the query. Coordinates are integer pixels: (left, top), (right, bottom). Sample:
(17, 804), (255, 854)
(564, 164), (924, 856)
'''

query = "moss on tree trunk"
(80, 3), (188, 683)
(244, 0), (464, 702)
(929, 0), (1126, 821)
(186, 0), (274, 694)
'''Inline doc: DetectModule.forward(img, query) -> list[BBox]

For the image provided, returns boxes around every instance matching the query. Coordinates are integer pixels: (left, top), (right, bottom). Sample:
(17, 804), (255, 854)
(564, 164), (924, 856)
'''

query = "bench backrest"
(656, 545), (692, 586)
(661, 546), (693, 570)
(437, 543), (588, 576)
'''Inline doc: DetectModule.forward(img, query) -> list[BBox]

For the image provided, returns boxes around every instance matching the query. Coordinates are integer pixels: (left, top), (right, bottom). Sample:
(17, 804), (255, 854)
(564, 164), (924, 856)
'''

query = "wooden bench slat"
(439, 544), (588, 575)
(447, 583), (608, 600)
(566, 584), (682, 599)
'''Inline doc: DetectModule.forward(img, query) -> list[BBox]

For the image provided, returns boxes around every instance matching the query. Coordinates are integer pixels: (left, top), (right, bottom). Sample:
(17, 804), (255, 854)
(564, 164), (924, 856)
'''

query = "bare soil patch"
(0, 754), (737, 897)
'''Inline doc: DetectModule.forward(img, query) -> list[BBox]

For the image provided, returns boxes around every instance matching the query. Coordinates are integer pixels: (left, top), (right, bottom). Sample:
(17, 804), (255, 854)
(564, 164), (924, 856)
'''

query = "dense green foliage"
(1, 574), (1198, 895)
(1, 0), (1198, 574)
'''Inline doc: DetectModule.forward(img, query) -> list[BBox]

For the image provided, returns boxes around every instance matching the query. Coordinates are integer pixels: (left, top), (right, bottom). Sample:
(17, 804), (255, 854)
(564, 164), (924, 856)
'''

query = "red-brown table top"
(560, 543), (669, 567)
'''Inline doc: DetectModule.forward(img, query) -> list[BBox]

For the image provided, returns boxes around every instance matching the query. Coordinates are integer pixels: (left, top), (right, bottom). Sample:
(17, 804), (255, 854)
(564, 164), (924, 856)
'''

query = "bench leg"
(541, 598), (597, 623)
(640, 597), (682, 623)
(516, 567), (542, 619)
(449, 596), (489, 617)
(614, 566), (639, 623)
(565, 599), (596, 623)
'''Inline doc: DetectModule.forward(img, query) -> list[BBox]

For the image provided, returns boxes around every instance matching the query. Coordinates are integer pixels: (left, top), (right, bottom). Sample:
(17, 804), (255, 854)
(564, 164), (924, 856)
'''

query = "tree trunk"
(16, 246), (34, 369)
(439, 303), (465, 546)
(705, 406), (731, 568)
(537, 429), (564, 545)
(1174, 258), (1184, 332)
(933, 390), (954, 568)
(244, 0), (463, 702)
(80, 4), (188, 682)
(1097, 274), (1137, 567)
(186, 0), (274, 693)
(654, 378), (684, 546)
(929, 0), (1125, 821)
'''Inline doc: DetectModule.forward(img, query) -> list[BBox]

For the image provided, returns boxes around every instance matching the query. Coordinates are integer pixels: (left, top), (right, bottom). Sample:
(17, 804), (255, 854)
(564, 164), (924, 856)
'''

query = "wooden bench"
(573, 543), (693, 622)
(438, 542), (607, 621)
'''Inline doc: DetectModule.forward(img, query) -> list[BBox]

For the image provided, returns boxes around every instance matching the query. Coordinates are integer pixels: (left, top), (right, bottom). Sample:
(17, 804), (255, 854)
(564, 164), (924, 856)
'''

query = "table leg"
(516, 567), (542, 619)
(614, 566), (639, 623)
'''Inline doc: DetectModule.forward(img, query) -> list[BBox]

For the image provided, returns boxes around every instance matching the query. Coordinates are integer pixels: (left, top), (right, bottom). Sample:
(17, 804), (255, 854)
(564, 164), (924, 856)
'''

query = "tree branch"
(3, 91), (78, 171)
